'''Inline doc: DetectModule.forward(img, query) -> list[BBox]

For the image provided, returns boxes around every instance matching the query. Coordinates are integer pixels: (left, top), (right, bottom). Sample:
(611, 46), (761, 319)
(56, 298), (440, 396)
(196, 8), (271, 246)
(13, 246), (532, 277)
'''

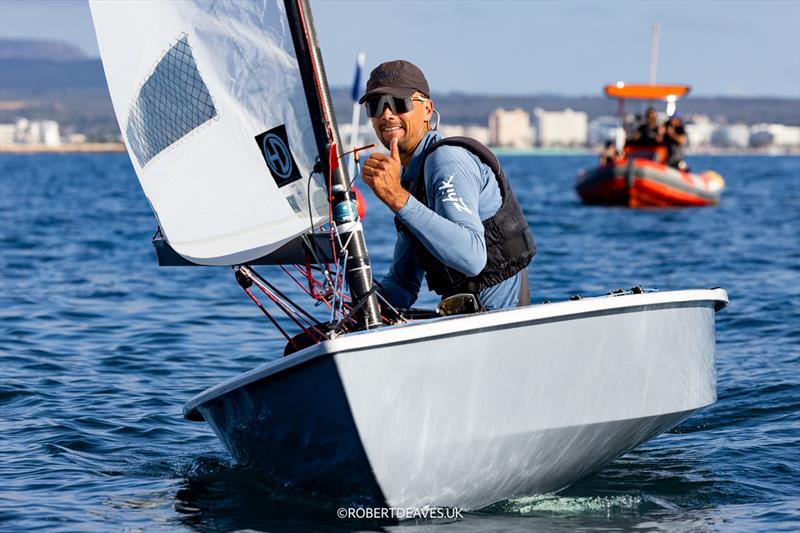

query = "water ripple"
(1, 153), (798, 531)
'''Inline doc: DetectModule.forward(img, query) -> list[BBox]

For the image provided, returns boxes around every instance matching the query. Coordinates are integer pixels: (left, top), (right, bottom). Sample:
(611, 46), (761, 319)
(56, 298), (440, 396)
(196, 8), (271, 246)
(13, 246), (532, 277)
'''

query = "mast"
(284, 0), (382, 329)
(649, 22), (660, 85)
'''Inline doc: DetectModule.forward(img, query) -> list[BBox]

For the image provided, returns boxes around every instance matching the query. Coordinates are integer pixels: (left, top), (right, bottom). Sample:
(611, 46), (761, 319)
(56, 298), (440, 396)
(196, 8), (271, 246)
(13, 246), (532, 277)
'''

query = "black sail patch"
(255, 125), (302, 188)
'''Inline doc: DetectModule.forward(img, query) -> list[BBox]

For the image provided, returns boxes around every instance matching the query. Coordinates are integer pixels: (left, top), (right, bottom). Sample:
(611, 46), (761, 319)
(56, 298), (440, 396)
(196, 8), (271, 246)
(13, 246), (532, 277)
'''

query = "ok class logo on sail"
(254, 124), (302, 188)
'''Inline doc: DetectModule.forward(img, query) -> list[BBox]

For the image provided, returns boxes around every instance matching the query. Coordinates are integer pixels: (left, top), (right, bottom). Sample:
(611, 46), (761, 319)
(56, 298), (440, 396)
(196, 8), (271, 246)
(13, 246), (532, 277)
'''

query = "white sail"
(89, 0), (329, 265)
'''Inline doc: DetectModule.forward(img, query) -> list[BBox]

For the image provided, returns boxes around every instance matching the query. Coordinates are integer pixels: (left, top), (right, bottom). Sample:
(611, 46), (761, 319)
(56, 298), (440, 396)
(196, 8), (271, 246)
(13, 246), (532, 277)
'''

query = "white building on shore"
(749, 123), (800, 148)
(489, 108), (532, 148)
(42, 121), (61, 146)
(0, 124), (15, 147)
(533, 108), (587, 147)
(711, 124), (750, 149)
(684, 115), (716, 147)
(439, 124), (491, 145)
(5, 118), (62, 146)
(464, 125), (491, 145)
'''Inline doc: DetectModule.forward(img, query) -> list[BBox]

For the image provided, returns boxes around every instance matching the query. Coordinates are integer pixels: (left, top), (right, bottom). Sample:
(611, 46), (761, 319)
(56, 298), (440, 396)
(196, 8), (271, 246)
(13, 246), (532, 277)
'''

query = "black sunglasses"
(364, 94), (428, 118)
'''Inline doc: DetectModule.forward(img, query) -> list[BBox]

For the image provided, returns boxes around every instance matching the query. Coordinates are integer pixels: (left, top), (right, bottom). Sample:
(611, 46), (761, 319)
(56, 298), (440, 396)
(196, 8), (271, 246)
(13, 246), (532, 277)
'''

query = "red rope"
(303, 260), (316, 294)
(327, 143), (339, 265)
(242, 286), (292, 342)
(253, 279), (315, 331)
(281, 264), (335, 313)
(240, 268), (328, 344)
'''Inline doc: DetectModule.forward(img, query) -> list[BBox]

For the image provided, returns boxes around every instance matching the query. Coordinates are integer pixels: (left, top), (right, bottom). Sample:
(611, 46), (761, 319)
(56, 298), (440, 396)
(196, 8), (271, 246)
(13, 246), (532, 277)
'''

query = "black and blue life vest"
(394, 137), (535, 297)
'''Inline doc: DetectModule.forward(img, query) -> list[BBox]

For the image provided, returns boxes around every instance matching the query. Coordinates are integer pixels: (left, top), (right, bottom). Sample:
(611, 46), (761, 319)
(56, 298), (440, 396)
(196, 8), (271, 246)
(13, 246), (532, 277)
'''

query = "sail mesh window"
(126, 35), (217, 166)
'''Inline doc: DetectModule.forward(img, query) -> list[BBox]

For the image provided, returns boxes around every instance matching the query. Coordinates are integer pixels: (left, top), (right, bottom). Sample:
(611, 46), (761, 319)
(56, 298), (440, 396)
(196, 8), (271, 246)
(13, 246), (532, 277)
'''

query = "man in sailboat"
(359, 60), (535, 313)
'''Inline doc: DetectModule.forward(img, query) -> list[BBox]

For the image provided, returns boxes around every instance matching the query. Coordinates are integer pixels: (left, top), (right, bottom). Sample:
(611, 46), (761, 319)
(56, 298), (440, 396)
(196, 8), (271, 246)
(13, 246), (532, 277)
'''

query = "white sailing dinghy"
(90, 0), (728, 511)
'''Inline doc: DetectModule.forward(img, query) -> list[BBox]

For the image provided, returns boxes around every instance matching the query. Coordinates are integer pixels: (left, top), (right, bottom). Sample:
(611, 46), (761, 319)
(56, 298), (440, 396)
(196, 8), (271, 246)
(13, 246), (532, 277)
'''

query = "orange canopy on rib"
(604, 83), (691, 101)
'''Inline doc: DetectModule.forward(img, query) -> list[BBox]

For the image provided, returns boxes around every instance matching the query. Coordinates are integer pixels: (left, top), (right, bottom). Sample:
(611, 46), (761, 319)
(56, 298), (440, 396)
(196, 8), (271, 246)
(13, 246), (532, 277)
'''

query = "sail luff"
(283, 0), (382, 329)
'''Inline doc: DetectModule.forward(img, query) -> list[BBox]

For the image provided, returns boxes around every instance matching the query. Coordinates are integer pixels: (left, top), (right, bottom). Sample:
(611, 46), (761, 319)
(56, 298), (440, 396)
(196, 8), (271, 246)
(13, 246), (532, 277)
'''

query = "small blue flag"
(351, 52), (365, 102)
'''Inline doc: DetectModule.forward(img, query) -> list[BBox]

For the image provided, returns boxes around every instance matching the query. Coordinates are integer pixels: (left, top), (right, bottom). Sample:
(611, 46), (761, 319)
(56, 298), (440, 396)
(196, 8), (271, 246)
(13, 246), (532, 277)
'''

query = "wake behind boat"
(90, 0), (729, 513)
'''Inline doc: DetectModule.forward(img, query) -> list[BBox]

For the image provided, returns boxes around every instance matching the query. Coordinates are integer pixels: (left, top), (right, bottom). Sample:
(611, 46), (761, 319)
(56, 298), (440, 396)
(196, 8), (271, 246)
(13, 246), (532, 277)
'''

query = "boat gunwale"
(183, 288), (728, 420)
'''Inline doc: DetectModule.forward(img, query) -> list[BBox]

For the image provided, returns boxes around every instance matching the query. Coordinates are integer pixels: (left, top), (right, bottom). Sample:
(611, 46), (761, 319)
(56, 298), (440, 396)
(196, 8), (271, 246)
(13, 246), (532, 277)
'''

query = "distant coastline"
(1, 143), (796, 157)
(0, 142), (125, 154)
(488, 146), (800, 157)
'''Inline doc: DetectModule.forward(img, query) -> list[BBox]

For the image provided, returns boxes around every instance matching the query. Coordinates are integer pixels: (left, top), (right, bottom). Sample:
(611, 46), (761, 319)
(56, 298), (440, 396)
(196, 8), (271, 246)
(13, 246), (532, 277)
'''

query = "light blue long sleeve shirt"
(380, 131), (522, 310)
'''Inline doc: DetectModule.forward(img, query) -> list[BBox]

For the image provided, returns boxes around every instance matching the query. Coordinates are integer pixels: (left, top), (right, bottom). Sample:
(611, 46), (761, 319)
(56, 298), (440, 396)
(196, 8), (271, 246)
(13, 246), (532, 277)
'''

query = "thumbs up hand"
(362, 137), (409, 212)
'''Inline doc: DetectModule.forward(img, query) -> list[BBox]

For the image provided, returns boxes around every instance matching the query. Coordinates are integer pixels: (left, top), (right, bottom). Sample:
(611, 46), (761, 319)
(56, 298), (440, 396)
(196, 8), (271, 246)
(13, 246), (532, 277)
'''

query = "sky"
(1, 0), (798, 98)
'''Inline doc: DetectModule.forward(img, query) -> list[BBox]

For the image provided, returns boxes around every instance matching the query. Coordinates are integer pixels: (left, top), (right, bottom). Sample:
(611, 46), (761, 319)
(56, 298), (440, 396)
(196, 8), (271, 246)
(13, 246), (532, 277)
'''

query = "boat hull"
(186, 289), (727, 510)
(576, 159), (725, 207)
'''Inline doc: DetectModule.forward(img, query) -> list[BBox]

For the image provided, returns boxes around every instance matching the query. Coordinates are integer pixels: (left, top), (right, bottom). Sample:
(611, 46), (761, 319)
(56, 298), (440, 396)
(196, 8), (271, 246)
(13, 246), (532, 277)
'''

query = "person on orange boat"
(664, 113), (689, 171)
(628, 107), (665, 147)
(599, 140), (619, 166)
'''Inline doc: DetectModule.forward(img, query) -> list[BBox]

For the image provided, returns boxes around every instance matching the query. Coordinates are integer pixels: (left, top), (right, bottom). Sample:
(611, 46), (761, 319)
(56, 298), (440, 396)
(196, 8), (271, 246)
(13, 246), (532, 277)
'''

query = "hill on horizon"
(1, 38), (798, 138)
(0, 38), (89, 62)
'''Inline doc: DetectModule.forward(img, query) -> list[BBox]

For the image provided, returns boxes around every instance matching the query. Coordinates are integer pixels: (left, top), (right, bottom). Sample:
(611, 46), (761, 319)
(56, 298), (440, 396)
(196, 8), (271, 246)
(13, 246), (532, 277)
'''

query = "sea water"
(1, 153), (798, 532)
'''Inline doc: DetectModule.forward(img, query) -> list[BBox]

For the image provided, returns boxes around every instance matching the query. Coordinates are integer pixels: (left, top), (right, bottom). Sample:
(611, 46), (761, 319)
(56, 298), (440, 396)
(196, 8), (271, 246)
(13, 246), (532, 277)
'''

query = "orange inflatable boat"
(577, 83), (725, 208)
(577, 146), (725, 207)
